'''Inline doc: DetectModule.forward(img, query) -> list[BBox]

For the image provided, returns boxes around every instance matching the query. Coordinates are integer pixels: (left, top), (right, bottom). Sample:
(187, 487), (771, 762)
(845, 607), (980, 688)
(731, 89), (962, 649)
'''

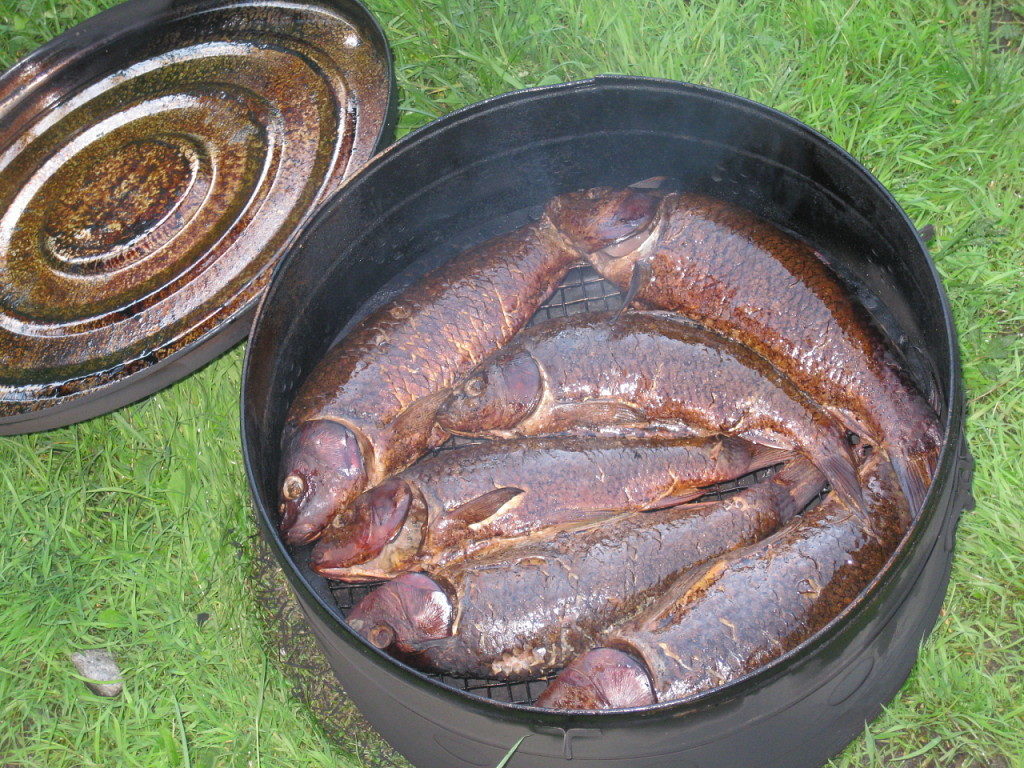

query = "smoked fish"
(346, 460), (825, 680)
(437, 311), (863, 510)
(537, 454), (911, 709)
(549, 187), (941, 512)
(277, 218), (580, 544)
(311, 434), (790, 581)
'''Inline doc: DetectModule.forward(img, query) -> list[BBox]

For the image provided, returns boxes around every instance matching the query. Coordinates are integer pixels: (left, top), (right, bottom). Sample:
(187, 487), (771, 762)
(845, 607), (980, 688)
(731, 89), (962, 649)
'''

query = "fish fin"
(644, 497), (724, 518)
(889, 448), (933, 516)
(638, 421), (703, 439)
(445, 487), (526, 530)
(806, 442), (864, 513)
(925, 377), (945, 416)
(393, 388), (450, 439)
(645, 490), (705, 509)
(746, 444), (796, 470)
(427, 422), (450, 448)
(629, 176), (669, 190)
(829, 407), (873, 443)
(423, 487), (525, 552)
(550, 400), (646, 427)
(614, 258), (653, 320)
(771, 459), (828, 521)
(917, 224), (936, 244)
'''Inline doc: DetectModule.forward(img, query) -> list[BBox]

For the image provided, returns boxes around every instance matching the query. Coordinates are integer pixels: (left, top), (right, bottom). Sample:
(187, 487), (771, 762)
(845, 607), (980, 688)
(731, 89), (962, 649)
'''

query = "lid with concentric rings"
(0, 0), (395, 434)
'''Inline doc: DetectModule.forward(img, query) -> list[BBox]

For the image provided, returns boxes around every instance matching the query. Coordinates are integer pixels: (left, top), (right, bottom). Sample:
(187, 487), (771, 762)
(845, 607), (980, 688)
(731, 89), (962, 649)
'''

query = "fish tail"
(884, 403), (941, 516)
(889, 446), (935, 517)
(772, 458), (827, 521)
(746, 443), (796, 471)
(805, 439), (865, 513)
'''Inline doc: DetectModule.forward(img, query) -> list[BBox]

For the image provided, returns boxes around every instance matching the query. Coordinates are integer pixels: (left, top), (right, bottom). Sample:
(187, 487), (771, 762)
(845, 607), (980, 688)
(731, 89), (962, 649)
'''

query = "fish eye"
(463, 378), (485, 397)
(368, 623), (395, 649)
(282, 474), (306, 500)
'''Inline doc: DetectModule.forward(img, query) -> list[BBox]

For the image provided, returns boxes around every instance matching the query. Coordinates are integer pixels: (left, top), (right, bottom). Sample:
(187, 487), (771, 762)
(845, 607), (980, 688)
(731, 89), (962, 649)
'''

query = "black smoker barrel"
(241, 77), (973, 768)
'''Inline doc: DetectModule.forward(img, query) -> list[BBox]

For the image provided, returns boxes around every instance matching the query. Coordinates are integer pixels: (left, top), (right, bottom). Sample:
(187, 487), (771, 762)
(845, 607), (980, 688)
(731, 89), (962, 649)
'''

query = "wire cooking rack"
(324, 264), (828, 707)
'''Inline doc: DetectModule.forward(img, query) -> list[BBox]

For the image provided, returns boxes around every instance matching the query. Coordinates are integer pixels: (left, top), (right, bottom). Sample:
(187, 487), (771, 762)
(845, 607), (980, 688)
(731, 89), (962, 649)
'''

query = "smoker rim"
(240, 75), (964, 720)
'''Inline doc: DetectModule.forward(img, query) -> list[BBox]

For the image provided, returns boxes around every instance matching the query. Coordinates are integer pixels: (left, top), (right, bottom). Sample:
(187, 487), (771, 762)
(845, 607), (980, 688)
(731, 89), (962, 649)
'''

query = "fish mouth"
(309, 531), (381, 573)
(283, 522), (321, 546)
(312, 491), (428, 582)
(277, 420), (367, 544)
(592, 194), (670, 261)
(278, 497), (300, 535)
(309, 479), (420, 570)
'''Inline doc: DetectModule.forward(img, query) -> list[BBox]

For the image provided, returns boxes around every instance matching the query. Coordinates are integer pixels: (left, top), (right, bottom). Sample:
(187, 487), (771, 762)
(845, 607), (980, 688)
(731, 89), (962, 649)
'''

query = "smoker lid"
(0, 0), (396, 435)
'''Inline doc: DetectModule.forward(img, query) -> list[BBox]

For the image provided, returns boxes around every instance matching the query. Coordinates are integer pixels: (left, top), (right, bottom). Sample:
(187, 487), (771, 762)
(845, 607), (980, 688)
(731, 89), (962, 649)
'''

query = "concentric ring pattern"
(0, 0), (391, 432)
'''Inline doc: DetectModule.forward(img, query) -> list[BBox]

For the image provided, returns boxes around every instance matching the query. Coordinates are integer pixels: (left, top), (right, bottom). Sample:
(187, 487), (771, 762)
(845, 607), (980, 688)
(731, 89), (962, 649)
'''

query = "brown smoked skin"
(540, 455), (910, 709)
(439, 311), (862, 511)
(278, 218), (579, 541)
(586, 191), (941, 512)
(310, 435), (791, 580)
(281, 186), (669, 544)
(384, 460), (825, 680)
(288, 222), (578, 478)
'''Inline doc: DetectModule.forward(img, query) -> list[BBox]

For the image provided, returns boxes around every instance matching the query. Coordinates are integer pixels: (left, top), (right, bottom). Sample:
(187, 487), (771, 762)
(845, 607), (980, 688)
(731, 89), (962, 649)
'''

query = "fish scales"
(311, 434), (790, 581)
(345, 460), (825, 680)
(438, 311), (861, 510)
(539, 455), (909, 709)
(277, 219), (579, 543)
(293, 226), (573, 451)
(575, 189), (940, 512)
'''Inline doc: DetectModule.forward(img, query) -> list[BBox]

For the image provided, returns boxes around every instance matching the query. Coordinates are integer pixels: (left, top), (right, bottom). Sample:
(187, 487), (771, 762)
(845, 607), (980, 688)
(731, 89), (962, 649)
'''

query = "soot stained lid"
(0, 0), (396, 435)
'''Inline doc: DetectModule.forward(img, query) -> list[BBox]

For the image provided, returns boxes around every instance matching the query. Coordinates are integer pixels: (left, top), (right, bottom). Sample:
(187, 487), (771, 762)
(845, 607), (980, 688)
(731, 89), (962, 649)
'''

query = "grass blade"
(172, 696), (192, 768)
(494, 736), (526, 768)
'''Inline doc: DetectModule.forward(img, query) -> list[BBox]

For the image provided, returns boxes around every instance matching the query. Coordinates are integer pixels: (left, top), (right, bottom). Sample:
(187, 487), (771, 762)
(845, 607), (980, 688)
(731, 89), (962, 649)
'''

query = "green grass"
(1, 0), (1023, 765)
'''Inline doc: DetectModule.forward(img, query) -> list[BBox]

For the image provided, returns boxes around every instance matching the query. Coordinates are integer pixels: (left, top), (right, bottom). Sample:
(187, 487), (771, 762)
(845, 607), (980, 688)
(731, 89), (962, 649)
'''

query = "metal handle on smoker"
(529, 725), (603, 760)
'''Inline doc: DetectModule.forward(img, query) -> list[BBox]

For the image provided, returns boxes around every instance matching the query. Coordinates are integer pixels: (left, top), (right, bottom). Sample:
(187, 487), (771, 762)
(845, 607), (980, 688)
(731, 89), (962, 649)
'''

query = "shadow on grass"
(248, 534), (410, 768)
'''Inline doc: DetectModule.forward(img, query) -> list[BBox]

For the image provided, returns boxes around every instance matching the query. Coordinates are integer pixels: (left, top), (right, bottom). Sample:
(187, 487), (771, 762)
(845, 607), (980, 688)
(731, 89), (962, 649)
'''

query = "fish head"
(547, 186), (661, 259)
(347, 573), (454, 655)
(278, 419), (367, 545)
(309, 477), (423, 572)
(536, 647), (656, 710)
(437, 349), (543, 435)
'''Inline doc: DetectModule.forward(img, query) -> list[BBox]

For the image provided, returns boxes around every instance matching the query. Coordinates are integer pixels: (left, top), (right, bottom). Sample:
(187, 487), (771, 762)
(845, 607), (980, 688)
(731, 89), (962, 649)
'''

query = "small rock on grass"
(70, 649), (123, 697)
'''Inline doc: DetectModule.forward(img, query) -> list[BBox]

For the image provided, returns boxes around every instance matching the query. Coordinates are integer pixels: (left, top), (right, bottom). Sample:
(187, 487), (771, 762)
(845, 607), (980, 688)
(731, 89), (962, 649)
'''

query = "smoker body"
(242, 78), (972, 768)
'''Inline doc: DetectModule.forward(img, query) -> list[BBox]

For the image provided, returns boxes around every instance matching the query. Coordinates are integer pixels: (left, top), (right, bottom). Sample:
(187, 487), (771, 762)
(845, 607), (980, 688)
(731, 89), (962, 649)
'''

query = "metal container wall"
(242, 78), (973, 768)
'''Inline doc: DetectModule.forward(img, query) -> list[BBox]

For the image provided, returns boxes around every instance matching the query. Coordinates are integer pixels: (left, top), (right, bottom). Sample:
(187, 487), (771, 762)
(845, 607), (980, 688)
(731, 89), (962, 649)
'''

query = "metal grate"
(323, 264), (827, 707)
(527, 263), (626, 324)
